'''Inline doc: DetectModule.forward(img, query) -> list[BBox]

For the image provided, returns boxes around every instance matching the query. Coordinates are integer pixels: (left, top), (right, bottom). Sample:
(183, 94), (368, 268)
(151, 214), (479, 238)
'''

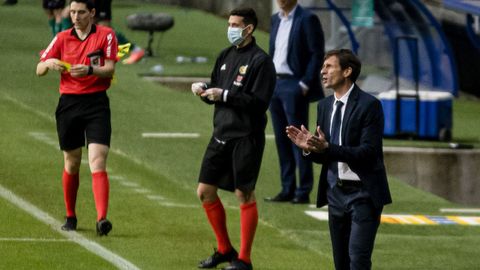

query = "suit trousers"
(269, 78), (313, 198)
(327, 185), (382, 270)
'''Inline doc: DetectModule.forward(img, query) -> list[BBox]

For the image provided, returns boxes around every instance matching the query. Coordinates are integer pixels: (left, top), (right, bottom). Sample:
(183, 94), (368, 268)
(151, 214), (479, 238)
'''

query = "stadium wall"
(384, 147), (480, 206)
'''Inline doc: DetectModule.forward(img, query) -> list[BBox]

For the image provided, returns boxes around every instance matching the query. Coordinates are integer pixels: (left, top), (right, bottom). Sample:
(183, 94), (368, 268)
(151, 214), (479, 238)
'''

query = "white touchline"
(0, 237), (71, 242)
(0, 184), (140, 270)
(305, 210), (329, 221)
(440, 208), (480, 214)
(157, 201), (199, 208)
(142, 132), (200, 138)
(146, 195), (165, 201)
(141, 133), (276, 139)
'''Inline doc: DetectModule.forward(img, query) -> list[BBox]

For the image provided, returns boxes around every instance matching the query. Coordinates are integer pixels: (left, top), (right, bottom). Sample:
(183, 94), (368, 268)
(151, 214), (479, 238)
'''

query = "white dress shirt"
(272, 6), (296, 75)
(330, 84), (361, 181)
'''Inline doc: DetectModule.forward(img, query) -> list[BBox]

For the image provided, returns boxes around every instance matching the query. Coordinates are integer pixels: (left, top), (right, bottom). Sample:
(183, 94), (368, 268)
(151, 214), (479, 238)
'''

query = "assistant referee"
(36, 0), (117, 236)
(191, 7), (276, 270)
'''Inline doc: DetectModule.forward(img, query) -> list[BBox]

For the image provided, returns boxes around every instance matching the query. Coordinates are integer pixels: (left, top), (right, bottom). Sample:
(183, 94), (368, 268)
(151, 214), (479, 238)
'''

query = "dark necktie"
(327, 101), (344, 187)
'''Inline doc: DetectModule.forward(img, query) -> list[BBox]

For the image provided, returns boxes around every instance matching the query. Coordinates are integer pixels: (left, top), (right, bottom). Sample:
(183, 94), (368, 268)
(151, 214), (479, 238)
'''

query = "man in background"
(265, 0), (325, 204)
(42, 0), (72, 36)
(93, 0), (145, 64)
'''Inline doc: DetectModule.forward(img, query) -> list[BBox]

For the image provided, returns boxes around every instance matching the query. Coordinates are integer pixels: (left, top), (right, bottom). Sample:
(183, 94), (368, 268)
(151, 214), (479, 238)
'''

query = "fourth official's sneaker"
(222, 259), (253, 270)
(61, 217), (77, 231)
(198, 248), (238, 268)
(96, 219), (112, 236)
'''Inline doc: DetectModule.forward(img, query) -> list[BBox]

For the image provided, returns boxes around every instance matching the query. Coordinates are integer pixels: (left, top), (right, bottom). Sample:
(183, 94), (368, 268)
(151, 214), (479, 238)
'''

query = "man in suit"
(265, 0), (325, 204)
(286, 49), (392, 269)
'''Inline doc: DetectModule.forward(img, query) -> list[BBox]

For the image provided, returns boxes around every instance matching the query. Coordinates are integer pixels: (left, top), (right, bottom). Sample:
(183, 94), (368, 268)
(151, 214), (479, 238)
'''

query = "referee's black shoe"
(198, 248), (238, 268)
(96, 219), (112, 236)
(61, 217), (77, 231)
(222, 259), (253, 270)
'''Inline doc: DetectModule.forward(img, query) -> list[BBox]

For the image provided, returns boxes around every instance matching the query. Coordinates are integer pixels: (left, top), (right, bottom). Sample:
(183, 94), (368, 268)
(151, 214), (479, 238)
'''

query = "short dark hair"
(324, 49), (362, 83)
(229, 7), (258, 32)
(70, 0), (94, 10)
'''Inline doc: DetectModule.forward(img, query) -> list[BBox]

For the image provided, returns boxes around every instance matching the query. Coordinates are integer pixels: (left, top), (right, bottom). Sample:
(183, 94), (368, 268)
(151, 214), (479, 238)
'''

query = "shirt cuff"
(302, 150), (311, 156)
(299, 81), (309, 91)
(222, 89), (229, 102)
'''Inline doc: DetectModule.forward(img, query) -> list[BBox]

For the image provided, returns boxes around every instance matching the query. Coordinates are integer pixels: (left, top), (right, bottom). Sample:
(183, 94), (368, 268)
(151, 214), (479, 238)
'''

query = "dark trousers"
(269, 78), (313, 198)
(327, 185), (382, 270)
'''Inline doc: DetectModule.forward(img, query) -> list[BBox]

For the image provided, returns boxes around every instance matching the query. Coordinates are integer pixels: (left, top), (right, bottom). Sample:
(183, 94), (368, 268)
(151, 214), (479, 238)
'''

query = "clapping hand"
(286, 125), (329, 153)
(286, 125), (313, 151)
(306, 126), (329, 153)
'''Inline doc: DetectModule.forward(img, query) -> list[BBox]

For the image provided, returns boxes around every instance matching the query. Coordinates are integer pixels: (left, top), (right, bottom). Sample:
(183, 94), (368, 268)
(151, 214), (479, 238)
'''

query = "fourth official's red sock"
(62, 170), (79, 218)
(203, 198), (232, 254)
(92, 171), (109, 221)
(239, 201), (258, 264)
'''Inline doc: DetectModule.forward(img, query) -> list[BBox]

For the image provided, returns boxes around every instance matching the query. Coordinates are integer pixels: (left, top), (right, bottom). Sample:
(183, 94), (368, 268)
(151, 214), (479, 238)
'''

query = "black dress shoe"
(198, 248), (238, 268)
(264, 193), (294, 202)
(291, 196), (310, 204)
(222, 259), (253, 270)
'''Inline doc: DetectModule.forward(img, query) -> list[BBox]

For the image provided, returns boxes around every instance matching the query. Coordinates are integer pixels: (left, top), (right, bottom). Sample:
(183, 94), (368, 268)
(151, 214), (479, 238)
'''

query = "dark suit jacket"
(269, 5), (325, 101)
(307, 85), (392, 209)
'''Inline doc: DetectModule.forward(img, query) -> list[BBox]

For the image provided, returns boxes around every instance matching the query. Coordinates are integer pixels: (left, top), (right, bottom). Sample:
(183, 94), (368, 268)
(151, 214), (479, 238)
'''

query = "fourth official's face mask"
(227, 26), (247, 46)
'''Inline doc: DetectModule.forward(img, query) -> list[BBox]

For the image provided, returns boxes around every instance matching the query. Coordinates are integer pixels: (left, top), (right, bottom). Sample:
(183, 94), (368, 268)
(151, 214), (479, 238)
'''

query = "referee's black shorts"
(198, 133), (265, 193)
(55, 91), (111, 151)
(42, 0), (65, 10)
(94, 0), (112, 21)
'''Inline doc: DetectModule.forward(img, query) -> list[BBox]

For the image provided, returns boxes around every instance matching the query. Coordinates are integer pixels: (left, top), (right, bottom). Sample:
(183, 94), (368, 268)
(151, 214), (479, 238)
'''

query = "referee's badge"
(87, 49), (104, 67)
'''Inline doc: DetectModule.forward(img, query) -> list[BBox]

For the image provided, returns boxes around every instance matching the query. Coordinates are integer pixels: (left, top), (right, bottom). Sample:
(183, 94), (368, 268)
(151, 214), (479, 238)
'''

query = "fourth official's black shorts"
(198, 134), (265, 193)
(55, 91), (111, 151)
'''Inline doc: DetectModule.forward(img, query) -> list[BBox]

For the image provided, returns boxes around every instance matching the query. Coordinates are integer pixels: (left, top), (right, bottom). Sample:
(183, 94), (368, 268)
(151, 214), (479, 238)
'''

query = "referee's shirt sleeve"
(40, 35), (62, 61)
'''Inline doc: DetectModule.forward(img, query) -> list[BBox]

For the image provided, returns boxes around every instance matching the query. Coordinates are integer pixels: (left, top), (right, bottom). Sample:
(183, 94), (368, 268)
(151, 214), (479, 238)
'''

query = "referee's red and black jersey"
(40, 24), (118, 95)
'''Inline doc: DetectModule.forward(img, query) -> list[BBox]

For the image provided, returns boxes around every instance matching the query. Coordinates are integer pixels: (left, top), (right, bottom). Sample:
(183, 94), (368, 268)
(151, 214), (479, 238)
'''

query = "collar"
(235, 37), (256, 52)
(70, 24), (97, 41)
(278, 5), (297, 20)
(334, 83), (355, 104)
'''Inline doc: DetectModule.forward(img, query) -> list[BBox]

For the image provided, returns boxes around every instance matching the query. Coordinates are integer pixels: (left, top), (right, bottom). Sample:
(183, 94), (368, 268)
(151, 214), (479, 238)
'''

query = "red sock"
(203, 198), (232, 254)
(92, 171), (109, 221)
(62, 170), (79, 218)
(239, 202), (258, 264)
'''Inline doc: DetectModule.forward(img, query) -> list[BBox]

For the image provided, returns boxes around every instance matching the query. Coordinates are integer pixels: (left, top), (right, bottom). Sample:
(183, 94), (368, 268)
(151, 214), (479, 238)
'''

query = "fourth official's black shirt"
(204, 38), (276, 140)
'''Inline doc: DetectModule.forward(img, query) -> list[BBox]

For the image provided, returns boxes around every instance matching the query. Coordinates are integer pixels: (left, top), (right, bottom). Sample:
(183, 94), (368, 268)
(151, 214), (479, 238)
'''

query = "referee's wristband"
(87, 65), (93, 75)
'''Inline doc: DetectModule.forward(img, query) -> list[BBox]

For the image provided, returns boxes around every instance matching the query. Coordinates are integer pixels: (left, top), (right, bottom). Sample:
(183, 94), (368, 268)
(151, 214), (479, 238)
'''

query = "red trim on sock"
(92, 171), (109, 221)
(62, 170), (79, 218)
(239, 202), (258, 264)
(203, 198), (232, 254)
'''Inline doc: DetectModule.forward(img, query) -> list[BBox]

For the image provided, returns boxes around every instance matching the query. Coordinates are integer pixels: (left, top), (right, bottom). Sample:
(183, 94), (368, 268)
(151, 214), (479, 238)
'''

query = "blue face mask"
(227, 26), (248, 46)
